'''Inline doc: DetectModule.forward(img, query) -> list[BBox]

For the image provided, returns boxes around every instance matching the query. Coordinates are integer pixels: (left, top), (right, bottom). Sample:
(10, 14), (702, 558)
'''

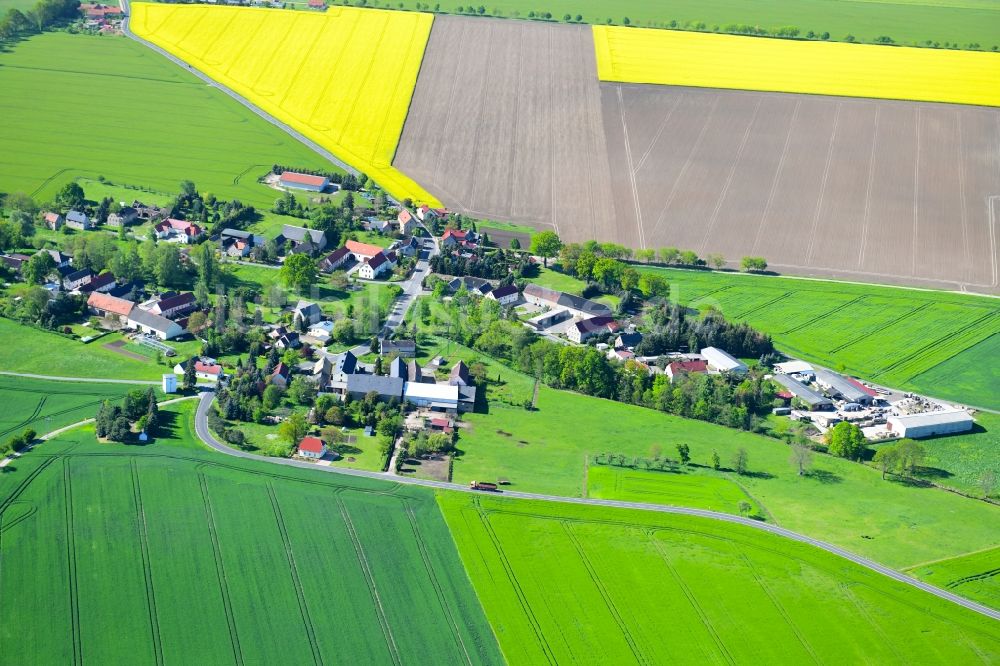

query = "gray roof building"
(814, 369), (873, 405)
(772, 374), (833, 410)
(345, 374), (404, 401)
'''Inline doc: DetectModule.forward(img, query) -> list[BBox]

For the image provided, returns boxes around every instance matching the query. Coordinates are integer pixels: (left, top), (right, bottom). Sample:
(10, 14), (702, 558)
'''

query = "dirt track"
(396, 16), (1000, 293)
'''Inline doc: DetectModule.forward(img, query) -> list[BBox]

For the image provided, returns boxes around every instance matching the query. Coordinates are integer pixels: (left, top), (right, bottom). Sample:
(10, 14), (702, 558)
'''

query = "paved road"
(0, 371), (160, 385)
(193, 392), (1000, 622)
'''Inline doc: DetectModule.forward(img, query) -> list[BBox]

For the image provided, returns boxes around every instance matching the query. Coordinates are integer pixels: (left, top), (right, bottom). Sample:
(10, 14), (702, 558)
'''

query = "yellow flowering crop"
(593, 26), (1000, 107)
(131, 3), (441, 204)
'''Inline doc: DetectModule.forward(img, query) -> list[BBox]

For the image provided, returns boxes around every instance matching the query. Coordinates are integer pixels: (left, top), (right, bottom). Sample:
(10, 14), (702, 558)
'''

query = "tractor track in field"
(197, 473), (245, 666)
(336, 497), (402, 665)
(62, 459), (82, 666)
(266, 484), (324, 666)
(403, 504), (475, 666)
(131, 460), (165, 666)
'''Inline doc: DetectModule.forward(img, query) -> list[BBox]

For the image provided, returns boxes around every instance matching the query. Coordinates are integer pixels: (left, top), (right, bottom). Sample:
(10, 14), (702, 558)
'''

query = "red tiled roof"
(87, 292), (134, 317)
(280, 171), (327, 187)
(398, 209), (412, 224)
(298, 436), (325, 453)
(668, 359), (708, 374)
(156, 218), (202, 237)
(442, 229), (467, 240)
(846, 376), (878, 398)
(430, 418), (451, 428)
(195, 361), (222, 376)
(345, 240), (383, 258)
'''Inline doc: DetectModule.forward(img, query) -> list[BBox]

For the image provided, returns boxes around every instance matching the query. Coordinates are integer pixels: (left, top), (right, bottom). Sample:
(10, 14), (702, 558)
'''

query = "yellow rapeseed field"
(593, 26), (1000, 107)
(131, 3), (441, 204)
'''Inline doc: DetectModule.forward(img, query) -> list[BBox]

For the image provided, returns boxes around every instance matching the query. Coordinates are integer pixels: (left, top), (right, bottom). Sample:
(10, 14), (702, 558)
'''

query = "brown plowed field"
(396, 16), (1000, 293)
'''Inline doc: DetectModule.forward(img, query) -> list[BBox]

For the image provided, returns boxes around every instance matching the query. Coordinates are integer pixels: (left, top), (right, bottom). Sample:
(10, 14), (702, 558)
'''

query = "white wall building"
(887, 410), (974, 438)
(700, 347), (748, 374)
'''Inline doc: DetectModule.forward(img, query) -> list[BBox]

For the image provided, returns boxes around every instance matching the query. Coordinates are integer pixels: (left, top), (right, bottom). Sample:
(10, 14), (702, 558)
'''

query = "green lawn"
(415, 0), (1000, 49)
(907, 546), (1000, 610)
(0, 33), (338, 208)
(76, 177), (175, 208)
(0, 319), (162, 380)
(0, 401), (502, 664)
(636, 266), (1000, 409)
(0, 375), (155, 440)
(439, 493), (1000, 665)
(456, 384), (1000, 569)
(906, 412), (1000, 498)
(587, 464), (765, 517)
(527, 267), (620, 308)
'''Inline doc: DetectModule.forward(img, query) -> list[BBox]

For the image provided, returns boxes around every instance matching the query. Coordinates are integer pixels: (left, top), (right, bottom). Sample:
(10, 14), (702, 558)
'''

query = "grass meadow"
(907, 546), (1000, 610)
(635, 266), (1000, 409)
(456, 384), (1000, 569)
(0, 33), (335, 207)
(0, 375), (153, 440)
(0, 401), (502, 664)
(438, 493), (1000, 664)
(414, 0), (1000, 49)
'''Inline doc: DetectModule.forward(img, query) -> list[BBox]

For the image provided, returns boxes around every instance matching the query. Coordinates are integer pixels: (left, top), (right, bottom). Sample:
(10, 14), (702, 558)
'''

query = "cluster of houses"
(1, 248), (136, 298)
(79, 3), (123, 32)
(41, 199), (169, 234)
(87, 289), (196, 340)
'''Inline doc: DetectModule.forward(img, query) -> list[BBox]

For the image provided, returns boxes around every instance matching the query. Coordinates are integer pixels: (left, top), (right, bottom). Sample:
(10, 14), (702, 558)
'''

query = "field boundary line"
(648, 534), (735, 665)
(266, 484), (323, 666)
(403, 504), (474, 665)
(0, 371), (159, 385)
(562, 522), (649, 665)
(473, 500), (557, 664)
(197, 473), (245, 666)
(336, 497), (401, 665)
(736, 548), (820, 664)
(987, 195), (999, 287)
(130, 459), (164, 666)
(63, 458), (82, 666)
(902, 544), (1000, 572)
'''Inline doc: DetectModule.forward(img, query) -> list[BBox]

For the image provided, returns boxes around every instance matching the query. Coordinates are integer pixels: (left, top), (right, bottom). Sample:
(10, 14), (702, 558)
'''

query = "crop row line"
(778, 295), (867, 335)
(265, 484), (324, 666)
(0, 501), (37, 535)
(873, 310), (999, 380)
(0, 398), (107, 440)
(130, 459), (165, 666)
(472, 500), (557, 665)
(62, 458), (82, 666)
(837, 582), (901, 652)
(197, 473), (245, 666)
(403, 503), (474, 666)
(730, 291), (795, 321)
(826, 302), (932, 356)
(562, 523), (648, 666)
(647, 534), (735, 665)
(336, 497), (401, 666)
(734, 548), (820, 664)
(946, 567), (1000, 589)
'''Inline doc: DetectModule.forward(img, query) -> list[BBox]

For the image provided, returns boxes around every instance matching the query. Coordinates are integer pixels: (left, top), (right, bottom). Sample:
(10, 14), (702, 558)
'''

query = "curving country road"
(193, 391), (1000, 622)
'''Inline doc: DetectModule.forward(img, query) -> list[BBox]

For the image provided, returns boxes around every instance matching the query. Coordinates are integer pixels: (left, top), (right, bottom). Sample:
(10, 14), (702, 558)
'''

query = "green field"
(635, 267), (1000, 409)
(0, 319), (162, 380)
(439, 493), (1000, 664)
(457, 384), (1000, 568)
(423, 0), (1000, 48)
(0, 401), (502, 664)
(0, 375), (154, 440)
(0, 33), (336, 207)
(905, 412), (1000, 497)
(587, 464), (764, 517)
(908, 547), (1000, 610)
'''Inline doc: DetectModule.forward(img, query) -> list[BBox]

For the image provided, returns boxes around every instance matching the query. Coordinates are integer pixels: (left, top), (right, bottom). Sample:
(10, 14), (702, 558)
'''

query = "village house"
(269, 325), (301, 350)
(297, 435), (327, 458)
(128, 308), (184, 340)
(307, 0), (327, 10)
(148, 292), (197, 319)
(155, 218), (204, 243)
(568, 316), (619, 344)
(449, 360), (470, 386)
(87, 291), (134, 323)
(318, 246), (351, 272)
(62, 268), (94, 291)
(397, 209), (416, 235)
(666, 358), (709, 382)
(293, 300), (323, 326)
(132, 200), (169, 222)
(173, 358), (225, 383)
(486, 284), (520, 306)
(43, 212), (64, 230)
(380, 338), (416, 357)
(615, 331), (643, 350)
(1, 253), (30, 274)
(394, 236), (421, 258)
(345, 239), (383, 263)
(279, 171), (330, 192)
(278, 225), (327, 254)
(446, 275), (492, 296)
(66, 210), (91, 231)
(441, 228), (477, 249)
(77, 272), (117, 294)
(106, 207), (138, 227)
(345, 374), (404, 402)
(416, 205), (448, 222)
(358, 251), (394, 280)
(269, 362), (292, 388)
(522, 283), (612, 319)
(307, 320), (334, 343)
(313, 350), (357, 391)
(40, 249), (72, 268)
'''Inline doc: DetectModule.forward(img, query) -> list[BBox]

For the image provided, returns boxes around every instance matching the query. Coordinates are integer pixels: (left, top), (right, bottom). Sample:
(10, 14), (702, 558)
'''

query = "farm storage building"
(887, 410), (974, 438)
(814, 369), (874, 405)
(772, 374), (833, 411)
(403, 381), (459, 413)
(280, 171), (330, 192)
(701, 347), (748, 374)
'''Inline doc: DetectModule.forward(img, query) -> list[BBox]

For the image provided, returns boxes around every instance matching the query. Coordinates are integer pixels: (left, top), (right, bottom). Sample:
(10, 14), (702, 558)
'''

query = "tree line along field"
(131, 3), (439, 205)
(456, 384), (1000, 570)
(0, 376), (154, 441)
(636, 267), (1000, 410)
(438, 493), (1000, 664)
(594, 25), (1000, 106)
(0, 401), (502, 665)
(412, 0), (1000, 49)
(0, 33), (336, 208)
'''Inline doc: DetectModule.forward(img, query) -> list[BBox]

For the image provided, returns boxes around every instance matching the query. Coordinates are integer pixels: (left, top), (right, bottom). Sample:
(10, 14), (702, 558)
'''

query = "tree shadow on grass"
(805, 469), (842, 484)
(915, 466), (953, 480)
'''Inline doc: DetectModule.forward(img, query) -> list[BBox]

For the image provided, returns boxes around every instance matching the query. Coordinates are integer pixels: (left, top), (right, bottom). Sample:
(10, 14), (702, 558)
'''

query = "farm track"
(193, 393), (1000, 622)
(130, 460), (165, 666)
(62, 458), (82, 666)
